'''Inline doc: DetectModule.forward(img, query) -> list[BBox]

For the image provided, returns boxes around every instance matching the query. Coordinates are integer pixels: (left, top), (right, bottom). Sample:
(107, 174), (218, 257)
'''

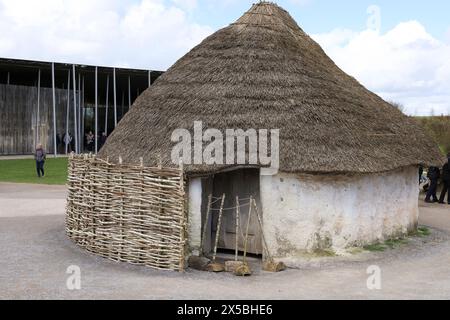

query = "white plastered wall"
(260, 166), (419, 259)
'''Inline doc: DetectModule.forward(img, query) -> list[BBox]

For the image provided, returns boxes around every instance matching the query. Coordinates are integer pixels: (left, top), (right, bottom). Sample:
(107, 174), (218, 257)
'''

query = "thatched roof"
(99, 2), (443, 175)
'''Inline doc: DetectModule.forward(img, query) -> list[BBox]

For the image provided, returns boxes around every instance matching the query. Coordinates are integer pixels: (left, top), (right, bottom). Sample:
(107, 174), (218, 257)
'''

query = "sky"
(0, 0), (449, 115)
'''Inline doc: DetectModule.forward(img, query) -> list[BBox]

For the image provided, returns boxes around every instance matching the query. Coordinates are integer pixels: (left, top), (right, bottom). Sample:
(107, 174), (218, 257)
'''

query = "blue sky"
(0, 0), (449, 115)
(189, 0), (450, 41)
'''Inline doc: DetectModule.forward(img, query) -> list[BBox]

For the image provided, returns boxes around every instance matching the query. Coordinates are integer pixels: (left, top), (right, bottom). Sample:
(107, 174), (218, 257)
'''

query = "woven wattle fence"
(66, 154), (187, 271)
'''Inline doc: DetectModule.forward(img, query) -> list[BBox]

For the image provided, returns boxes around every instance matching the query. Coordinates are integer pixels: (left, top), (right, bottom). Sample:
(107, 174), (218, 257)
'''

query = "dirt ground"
(0, 182), (450, 300)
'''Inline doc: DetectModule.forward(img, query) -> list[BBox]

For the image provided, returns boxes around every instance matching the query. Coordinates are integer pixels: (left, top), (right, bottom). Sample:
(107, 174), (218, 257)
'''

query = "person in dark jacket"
(425, 166), (440, 203)
(34, 144), (46, 178)
(438, 153), (450, 204)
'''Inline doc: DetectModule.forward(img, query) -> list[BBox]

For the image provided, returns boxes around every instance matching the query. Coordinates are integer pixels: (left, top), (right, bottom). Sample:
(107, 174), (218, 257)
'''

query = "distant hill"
(414, 116), (450, 155)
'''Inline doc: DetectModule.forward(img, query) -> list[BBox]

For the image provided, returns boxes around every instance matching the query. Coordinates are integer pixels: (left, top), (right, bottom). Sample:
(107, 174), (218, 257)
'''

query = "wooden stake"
(235, 196), (240, 261)
(200, 194), (213, 255)
(243, 196), (253, 264)
(212, 194), (226, 263)
(253, 198), (272, 262)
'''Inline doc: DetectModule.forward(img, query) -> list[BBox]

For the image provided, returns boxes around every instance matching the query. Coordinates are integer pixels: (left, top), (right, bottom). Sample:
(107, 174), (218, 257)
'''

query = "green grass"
(0, 157), (68, 185)
(363, 243), (388, 252)
(413, 226), (432, 237)
(363, 227), (432, 252)
(364, 238), (409, 252)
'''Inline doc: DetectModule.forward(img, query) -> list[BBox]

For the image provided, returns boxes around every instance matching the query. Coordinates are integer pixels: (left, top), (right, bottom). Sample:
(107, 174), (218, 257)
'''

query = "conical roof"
(99, 2), (443, 174)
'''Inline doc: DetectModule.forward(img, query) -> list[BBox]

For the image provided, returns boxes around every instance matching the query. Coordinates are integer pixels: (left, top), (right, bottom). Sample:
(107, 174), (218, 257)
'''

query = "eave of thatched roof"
(99, 2), (444, 174)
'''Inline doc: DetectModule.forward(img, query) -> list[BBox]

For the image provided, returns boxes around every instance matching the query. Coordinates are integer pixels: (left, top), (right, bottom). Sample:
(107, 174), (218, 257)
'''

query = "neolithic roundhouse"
(67, 2), (442, 270)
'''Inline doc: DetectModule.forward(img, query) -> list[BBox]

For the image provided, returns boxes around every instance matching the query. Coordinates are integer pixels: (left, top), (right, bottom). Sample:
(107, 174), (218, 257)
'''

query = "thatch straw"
(99, 2), (443, 174)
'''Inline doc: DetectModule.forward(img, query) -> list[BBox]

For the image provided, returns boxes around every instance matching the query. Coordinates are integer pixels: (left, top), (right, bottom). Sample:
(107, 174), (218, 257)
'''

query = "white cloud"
(313, 21), (450, 116)
(171, 0), (198, 11)
(0, 0), (213, 70)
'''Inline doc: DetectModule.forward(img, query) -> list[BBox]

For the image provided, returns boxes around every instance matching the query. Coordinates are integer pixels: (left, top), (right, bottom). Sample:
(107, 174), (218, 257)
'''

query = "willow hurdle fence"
(66, 154), (187, 271)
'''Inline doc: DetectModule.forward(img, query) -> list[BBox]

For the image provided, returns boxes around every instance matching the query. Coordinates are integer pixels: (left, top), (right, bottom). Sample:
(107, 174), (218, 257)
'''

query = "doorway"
(202, 168), (263, 256)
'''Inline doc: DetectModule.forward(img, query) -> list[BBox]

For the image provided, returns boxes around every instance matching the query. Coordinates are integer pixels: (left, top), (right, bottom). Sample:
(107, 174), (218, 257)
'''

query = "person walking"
(438, 153), (450, 204)
(64, 132), (73, 153)
(34, 144), (46, 178)
(425, 166), (440, 203)
(69, 132), (75, 153)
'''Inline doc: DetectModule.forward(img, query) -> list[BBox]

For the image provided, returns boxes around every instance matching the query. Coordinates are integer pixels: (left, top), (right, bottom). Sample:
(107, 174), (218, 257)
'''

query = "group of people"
(55, 132), (75, 154)
(54, 131), (108, 154)
(424, 152), (450, 204)
(85, 131), (108, 152)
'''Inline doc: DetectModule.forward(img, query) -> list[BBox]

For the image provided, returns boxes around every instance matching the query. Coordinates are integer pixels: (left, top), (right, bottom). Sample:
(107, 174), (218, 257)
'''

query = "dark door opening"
(204, 168), (263, 256)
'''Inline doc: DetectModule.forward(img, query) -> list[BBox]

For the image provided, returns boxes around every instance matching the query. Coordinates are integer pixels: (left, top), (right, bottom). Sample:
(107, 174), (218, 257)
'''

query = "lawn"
(0, 157), (68, 185)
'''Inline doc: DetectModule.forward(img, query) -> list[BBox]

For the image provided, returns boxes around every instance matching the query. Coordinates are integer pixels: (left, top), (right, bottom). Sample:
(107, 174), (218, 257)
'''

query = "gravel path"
(0, 183), (449, 299)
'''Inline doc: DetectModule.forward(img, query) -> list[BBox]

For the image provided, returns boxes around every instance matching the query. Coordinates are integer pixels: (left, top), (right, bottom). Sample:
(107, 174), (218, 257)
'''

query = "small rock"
(262, 261), (286, 272)
(206, 262), (225, 273)
(188, 255), (210, 271)
(225, 260), (245, 273)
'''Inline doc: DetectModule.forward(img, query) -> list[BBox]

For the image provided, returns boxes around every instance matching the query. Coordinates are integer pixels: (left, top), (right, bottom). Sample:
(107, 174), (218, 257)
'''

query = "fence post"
(179, 160), (186, 271)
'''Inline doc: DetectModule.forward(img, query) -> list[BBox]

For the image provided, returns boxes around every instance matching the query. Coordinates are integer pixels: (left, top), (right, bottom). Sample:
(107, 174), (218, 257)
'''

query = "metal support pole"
(7, 72), (10, 85)
(121, 91), (124, 119)
(105, 75), (109, 134)
(51, 63), (57, 157)
(113, 68), (117, 127)
(78, 74), (81, 153)
(81, 76), (85, 152)
(148, 70), (151, 88)
(95, 66), (98, 154)
(36, 69), (41, 146)
(65, 70), (70, 154)
(72, 65), (78, 153)
(128, 76), (131, 110)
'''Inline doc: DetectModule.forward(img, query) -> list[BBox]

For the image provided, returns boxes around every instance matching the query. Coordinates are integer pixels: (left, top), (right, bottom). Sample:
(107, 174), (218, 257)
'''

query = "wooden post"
(72, 65), (78, 153)
(113, 67), (117, 127)
(65, 69), (70, 154)
(51, 63), (57, 157)
(200, 194), (213, 255)
(253, 198), (273, 263)
(243, 196), (253, 264)
(36, 69), (41, 146)
(95, 66), (98, 154)
(235, 196), (240, 261)
(105, 75), (109, 134)
(212, 194), (226, 263)
(179, 160), (186, 271)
